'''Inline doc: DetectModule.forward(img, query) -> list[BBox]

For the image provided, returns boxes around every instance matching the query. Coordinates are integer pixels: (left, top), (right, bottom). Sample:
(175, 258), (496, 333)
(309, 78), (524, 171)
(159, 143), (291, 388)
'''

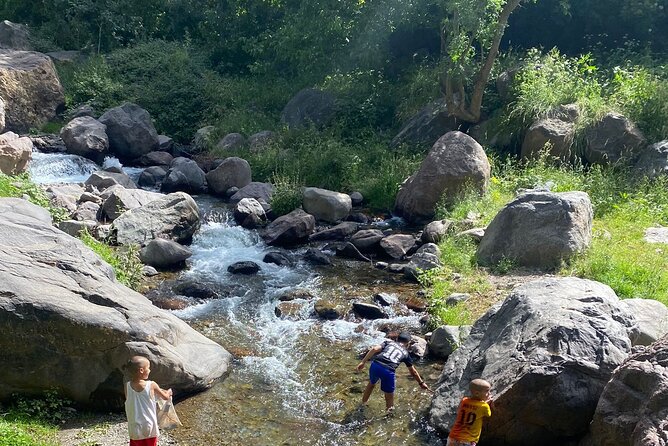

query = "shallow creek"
(30, 153), (444, 446)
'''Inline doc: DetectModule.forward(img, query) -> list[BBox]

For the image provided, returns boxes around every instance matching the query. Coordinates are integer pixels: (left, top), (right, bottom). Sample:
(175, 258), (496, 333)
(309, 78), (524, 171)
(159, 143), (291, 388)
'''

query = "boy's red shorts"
(129, 438), (158, 446)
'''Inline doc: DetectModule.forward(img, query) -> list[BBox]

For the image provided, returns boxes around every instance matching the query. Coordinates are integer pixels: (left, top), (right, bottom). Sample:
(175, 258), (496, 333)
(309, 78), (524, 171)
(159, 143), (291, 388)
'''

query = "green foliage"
(79, 230), (143, 291)
(104, 40), (212, 142)
(11, 390), (70, 425)
(0, 173), (68, 223)
(0, 418), (57, 446)
(270, 173), (303, 217)
(57, 56), (124, 111)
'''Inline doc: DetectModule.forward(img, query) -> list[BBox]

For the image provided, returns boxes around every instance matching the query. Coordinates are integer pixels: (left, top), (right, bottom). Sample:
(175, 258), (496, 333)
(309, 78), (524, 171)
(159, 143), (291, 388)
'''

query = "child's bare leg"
(361, 382), (375, 404)
(384, 392), (394, 411)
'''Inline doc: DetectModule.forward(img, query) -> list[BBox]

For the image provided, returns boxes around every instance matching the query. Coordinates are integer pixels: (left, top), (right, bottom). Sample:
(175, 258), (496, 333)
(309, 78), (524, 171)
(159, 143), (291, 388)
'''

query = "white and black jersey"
(373, 340), (413, 370)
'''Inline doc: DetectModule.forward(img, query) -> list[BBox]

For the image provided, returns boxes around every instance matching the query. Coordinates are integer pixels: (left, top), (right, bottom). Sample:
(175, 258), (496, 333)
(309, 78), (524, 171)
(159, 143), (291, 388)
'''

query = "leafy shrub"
(79, 230), (143, 291)
(270, 173), (303, 217)
(57, 56), (124, 111)
(11, 390), (70, 425)
(104, 40), (213, 142)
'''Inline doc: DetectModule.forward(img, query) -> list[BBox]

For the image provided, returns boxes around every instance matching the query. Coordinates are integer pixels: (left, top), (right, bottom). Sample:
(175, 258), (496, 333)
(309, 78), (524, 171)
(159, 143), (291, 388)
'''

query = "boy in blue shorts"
(356, 332), (431, 412)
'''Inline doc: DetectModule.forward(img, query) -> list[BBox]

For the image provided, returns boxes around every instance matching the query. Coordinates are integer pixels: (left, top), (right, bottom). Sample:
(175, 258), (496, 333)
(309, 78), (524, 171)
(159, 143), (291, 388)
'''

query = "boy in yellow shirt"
(447, 379), (492, 446)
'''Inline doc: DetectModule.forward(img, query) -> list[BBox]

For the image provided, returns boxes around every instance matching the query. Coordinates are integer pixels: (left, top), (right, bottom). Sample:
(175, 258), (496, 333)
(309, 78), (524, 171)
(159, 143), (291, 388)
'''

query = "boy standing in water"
(447, 379), (493, 446)
(356, 331), (431, 412)
(124, 355), (173, 446)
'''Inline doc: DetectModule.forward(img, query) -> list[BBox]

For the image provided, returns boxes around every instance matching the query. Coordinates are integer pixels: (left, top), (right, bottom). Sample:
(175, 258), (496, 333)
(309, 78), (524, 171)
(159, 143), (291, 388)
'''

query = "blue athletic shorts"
(369, 361), (396, 393)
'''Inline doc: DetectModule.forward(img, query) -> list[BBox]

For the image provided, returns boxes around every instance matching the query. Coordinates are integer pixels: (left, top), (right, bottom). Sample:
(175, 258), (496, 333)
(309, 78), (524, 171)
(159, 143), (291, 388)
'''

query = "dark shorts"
(369, 361), (396, 393)
(130, 438), (158, 446)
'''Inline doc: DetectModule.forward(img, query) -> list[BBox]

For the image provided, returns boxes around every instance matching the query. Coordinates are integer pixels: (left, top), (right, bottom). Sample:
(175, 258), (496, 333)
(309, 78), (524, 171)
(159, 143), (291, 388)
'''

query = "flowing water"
(30, 152), (444, 446)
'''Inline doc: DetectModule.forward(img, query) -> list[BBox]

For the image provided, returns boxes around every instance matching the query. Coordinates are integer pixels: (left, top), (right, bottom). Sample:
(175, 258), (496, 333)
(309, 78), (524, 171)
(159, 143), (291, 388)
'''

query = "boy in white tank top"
(124, 356), (173, 446)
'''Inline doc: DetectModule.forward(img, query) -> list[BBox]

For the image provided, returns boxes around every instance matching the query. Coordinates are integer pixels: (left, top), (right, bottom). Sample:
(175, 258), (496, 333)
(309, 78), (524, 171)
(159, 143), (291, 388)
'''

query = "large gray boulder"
(112, 192), (200, 246)
(0, 131), (32, 175)
(161, 157), (207, 194)
(620, 298), (668, 346)
(302, 187), (352, 223)
(205, 157), (252, 196)
(429, 277), (637, 446)
(350, 229), (384, 253)
(280, 88), (336, 129)
(635, 140), (668, 178)
(99, 103), (159, 160)
(390, 98), (459, 150)
(586, 335), (668, 446)
(85, 170), (137, 191)
(215, 132), (246, 152)
(139, 238), (192, 269)
(0, 50), (64, 132)
(262, 208), (315, 246)
(99, 186), (163, 221)
(229, 182), (273, 204)
(60, 116), (109, 163)
(395, 131), (490, 223)
(0, 198), (230, 409)
(585, 112), (645, 165)
(477, 191), (593, 269)
(0, 20), (32, 50)
(521, 104), (579, 160)
(379, 234), (416, 259)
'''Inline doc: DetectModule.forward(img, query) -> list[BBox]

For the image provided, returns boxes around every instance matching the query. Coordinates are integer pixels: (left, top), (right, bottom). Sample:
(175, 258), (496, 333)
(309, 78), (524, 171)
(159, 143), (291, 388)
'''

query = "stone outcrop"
(477, 191), (593, 269)
(0, 50), (64, 132)
(0, 198), (230, 409)
(111, 192), (200, 246)
(395, 131), (490, 223)
(429, 277), (637, 446)
(586, 335), (668, 446)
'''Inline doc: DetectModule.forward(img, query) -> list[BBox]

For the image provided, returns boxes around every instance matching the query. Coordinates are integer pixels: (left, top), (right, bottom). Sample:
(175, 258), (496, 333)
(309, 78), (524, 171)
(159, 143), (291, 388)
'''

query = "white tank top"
(125, 380), (159, 440)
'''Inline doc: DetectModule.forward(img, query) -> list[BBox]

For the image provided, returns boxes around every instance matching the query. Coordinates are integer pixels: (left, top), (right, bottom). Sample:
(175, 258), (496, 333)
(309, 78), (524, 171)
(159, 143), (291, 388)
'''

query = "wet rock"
(304, 248), (332, 266)
(263, 209), (315, 247)
(277, 288), (314, 301)
(408, 336), (428, 359)
(139, 238), (192, 269)
(150, 295), (190, 311)
(374, 293), (398, 306)
(275, 301), (307, 320)
(314, 299), (341, 320)
(309, 222), (359, 241)
(405, 296), (427, 312)
(173, 281), (219, 299)
(227, 261), (260, 275)
(137, 151), (173, 167)
(335, 242), (371, 262)
(138, 166), (168, 188)
(263, 251), (292, 266)
(352, 302), (387, 320)
(233, 198), (267, 229)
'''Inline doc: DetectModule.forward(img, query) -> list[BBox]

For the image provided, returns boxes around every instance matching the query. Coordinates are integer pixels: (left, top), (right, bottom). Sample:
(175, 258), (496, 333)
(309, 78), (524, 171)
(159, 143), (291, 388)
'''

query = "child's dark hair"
(124, 355), (148, 376)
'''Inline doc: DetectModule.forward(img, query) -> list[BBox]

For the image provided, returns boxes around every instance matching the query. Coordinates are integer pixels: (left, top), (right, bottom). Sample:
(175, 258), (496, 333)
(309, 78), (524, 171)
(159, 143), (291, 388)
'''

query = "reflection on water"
(170, 204), (442, 446)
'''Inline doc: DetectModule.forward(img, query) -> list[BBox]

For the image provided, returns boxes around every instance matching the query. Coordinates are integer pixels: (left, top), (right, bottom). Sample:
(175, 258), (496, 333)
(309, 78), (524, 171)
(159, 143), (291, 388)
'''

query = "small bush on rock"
(79, 229), (143, 291)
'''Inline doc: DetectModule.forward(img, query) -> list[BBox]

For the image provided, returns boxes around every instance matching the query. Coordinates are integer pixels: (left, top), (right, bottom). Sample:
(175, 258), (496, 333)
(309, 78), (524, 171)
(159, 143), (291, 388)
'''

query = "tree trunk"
(445, 0), (524, 123)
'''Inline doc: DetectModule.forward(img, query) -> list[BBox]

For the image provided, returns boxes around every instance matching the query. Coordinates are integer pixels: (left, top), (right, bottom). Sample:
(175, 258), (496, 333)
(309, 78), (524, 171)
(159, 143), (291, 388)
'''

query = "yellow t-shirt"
(448, 397), (492, 443)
